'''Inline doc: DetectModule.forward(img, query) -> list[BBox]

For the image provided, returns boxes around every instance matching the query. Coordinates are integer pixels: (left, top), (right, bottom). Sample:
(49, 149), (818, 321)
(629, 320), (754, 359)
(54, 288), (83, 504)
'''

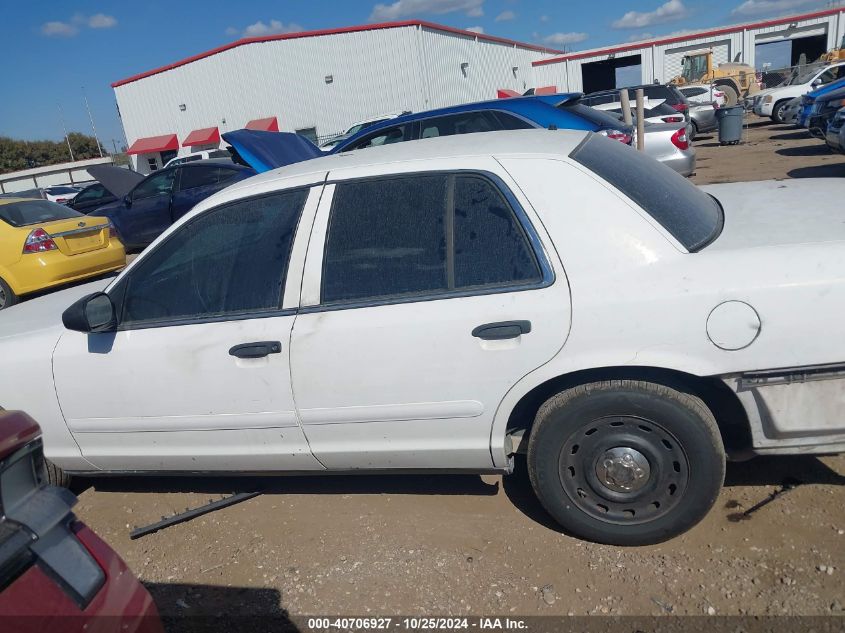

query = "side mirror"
(62, 292), (117, 333)
(123, 194), (132, 208)
(812, 78), (823, 86)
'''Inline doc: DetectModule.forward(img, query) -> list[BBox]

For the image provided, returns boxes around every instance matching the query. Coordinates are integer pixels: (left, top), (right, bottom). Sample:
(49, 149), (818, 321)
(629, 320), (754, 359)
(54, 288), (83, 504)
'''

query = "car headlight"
(763, 95), (773, 103)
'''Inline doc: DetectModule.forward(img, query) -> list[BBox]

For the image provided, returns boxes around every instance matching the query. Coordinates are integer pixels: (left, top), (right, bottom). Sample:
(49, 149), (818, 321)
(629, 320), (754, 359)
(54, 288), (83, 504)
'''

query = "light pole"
(81, 87), (104, 158)
(57, 103), (75, 162)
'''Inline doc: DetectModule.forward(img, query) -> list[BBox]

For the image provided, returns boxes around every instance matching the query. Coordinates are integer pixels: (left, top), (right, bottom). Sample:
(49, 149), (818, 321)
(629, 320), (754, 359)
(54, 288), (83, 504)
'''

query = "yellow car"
(0, 198), (126, 310)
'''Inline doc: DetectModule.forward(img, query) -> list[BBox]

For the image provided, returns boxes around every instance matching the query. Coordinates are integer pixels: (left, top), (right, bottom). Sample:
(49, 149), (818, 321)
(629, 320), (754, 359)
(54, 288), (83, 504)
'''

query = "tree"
(0, 133), (107, 175)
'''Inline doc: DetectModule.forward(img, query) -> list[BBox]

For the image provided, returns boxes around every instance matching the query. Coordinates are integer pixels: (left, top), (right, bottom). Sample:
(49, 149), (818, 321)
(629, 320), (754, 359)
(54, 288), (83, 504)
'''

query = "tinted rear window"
(0, 200), (82, 227)
(571, 134), (723, 251)
(559, 101), (630, 129)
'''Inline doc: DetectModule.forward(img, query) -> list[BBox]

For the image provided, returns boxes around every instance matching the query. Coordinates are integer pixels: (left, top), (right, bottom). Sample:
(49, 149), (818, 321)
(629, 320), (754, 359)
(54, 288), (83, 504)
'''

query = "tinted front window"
(179, 165), (239, 191)
(492, 112), (536, 130)
(419, 112), (500, 138)
(0, 200), (81, 227)
(132, 170), (176, 200)
(571, 134), (723, 251)
(72, 184), (109, 205)
(346, 124), (413, 150)
(119, 190), (307, 325)
(321, 173), (542, 304)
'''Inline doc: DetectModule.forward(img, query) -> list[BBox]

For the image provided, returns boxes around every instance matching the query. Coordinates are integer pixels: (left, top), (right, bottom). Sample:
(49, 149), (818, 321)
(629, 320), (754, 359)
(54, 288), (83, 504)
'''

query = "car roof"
(337, 94), (581, 148)
(224, 129), (590, 193)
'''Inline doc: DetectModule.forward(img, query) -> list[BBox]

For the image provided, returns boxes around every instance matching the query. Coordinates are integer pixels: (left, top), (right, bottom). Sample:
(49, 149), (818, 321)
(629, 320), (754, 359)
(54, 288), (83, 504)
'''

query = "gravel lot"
(72, 117), (845, 624)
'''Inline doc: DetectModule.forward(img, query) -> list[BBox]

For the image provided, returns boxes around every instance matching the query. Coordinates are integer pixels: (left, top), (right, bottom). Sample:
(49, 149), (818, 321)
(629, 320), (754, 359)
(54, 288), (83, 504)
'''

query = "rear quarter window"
(570, 134), (723, 251)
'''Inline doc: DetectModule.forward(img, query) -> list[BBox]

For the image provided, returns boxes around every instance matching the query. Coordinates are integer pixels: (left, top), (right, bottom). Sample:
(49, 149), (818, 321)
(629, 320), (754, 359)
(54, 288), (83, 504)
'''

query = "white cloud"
(628, 32), (654, 41)
(87, 13), (117, 28)
(369, 0), (484, 21)
(732, 0), (819, 16)
(41, 13), (116, 36)
(465, 25), (484, 33)
(612, 0), (690, 28)
(540, 14), (549, 22)
(543, 31), (589, 45)
(225, 26), (239, 36)
(41, 21), (78, 36)
(242, 20), (304, 37)
(495, 10), (515, 21)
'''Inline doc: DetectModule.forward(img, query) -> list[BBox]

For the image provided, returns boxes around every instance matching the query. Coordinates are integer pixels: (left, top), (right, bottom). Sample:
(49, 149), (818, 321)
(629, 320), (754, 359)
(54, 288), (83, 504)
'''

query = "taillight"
(23, 228), (58, 254)
(662, 116), (684, 123)
(670, 127), (689, 150)
(598, 129), (633, 145)
(671, 103), (689, 112)
(107, 223), (119, 240)
(55, 198), (68, 204)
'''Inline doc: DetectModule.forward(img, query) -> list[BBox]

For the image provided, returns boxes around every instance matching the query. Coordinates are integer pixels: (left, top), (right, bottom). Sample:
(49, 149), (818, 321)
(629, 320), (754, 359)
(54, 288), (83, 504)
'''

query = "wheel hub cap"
(595, 447), (650, 493)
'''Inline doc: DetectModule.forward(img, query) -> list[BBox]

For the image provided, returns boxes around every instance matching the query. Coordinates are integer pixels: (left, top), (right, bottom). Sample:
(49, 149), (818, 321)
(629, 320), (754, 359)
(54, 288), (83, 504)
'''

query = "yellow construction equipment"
(671, 49), (759, 106)
(819, 35), (845, 63)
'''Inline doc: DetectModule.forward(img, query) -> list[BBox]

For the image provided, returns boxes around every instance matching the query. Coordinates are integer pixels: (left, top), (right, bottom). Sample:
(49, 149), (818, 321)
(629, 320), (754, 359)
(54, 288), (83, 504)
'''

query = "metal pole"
(82, 87), (104, 157)
(620, 89), (633, 126)
(57, 104), (75, 162)
(635, 88), (645, 151)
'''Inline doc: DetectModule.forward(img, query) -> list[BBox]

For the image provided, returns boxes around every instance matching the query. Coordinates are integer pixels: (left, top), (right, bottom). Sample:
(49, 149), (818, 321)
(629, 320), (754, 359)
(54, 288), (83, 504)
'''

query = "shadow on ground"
(145, 582), (298, 632)
(776, 144), (834, 157)
(770, 130), (812, 141)
(788, 162), (845, 177)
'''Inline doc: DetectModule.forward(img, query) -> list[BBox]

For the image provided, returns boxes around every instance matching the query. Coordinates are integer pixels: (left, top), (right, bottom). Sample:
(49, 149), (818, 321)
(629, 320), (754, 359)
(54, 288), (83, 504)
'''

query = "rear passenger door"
(289, 165), (570, 470)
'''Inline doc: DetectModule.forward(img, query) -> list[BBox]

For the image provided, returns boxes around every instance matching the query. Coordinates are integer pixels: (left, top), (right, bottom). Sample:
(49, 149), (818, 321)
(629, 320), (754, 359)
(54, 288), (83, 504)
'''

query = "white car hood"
(0, 278), (111, 342)
(700, 179), (845, 251)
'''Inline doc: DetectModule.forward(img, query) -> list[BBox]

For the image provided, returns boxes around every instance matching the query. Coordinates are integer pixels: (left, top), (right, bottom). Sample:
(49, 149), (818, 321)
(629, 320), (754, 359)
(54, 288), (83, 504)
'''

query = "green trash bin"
(715, 105), (744, 145)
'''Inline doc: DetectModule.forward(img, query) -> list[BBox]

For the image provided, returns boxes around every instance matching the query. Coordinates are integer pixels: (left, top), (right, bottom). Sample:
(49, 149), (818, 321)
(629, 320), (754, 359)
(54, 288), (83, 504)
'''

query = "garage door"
(664, 40), (731, 81)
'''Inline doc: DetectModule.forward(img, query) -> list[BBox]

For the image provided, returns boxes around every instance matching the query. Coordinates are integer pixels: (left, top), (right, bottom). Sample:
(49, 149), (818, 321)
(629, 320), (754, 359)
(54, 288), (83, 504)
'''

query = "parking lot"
(56, 117), (844, 622)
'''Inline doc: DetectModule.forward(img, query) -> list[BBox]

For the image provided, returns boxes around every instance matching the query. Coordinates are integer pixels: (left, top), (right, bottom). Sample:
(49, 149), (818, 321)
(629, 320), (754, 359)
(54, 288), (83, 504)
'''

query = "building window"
(147, 157), (159, 172)
(295, 127), (318, 144)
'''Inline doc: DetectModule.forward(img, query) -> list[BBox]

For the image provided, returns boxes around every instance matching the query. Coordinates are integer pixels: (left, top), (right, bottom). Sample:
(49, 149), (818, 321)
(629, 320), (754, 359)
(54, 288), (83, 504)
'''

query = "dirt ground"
(72, 117), (845, 625)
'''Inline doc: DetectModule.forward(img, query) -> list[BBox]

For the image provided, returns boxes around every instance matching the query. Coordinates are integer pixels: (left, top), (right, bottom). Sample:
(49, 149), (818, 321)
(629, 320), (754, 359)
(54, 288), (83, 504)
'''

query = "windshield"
(0, 199), (83, 227)
(571, 134), (723, 251)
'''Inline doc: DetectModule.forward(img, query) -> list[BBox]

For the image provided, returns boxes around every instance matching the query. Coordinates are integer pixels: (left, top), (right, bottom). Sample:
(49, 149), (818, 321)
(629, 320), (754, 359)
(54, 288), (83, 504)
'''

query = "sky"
(0, 0), (841, 146)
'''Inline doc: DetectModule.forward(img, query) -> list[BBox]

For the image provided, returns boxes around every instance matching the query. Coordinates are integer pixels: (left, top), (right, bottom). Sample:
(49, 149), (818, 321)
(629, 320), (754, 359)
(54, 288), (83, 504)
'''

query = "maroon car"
(0, 410), (162, 632)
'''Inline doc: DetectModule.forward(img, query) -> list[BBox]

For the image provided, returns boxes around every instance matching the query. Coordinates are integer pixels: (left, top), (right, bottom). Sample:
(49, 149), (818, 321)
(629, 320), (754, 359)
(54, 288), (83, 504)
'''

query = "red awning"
(534, 85), (558, 95)
(126, 134), (179, 155)
(182, 126), (220, 146)
(245, 116), (279, 132)
(497, 89), (520, 99)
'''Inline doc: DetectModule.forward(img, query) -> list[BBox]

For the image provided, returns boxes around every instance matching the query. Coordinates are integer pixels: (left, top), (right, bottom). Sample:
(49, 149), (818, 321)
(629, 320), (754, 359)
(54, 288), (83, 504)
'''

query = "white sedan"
(1, 130), (843, 545)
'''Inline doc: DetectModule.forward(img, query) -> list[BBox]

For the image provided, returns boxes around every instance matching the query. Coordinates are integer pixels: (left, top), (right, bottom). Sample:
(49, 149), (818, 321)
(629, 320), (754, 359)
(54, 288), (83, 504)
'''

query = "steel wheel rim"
(558, 415), (690, 525)
(0, 285), (6, 309)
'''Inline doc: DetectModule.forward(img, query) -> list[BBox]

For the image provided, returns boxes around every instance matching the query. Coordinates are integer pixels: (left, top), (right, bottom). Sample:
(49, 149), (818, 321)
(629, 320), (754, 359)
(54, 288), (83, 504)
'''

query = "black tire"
(0, 277), (17, 311)
(46, 459), (72, 488)
(689, 121), (698, 142)
(771, 100), (790, 124)
(718, 85), (738, 107)
(527, 380), (725, 546)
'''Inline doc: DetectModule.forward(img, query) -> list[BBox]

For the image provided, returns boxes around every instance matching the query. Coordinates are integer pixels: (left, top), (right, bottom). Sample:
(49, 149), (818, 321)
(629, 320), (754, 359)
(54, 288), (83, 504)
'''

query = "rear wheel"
(526, 380), (725, 545)
(718, 85), (738, 107)
(689, 121), (698, 142)
(0, 277), (17, 310)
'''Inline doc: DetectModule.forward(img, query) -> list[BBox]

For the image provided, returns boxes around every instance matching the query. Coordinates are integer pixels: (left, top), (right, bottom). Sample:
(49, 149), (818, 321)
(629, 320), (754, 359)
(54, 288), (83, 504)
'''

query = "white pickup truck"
(753, 62), (845, 122)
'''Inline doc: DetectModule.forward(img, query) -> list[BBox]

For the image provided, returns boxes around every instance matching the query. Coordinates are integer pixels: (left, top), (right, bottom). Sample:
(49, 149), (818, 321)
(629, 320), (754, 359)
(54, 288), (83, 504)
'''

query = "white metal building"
(112, 21), (559, 173)
(533, 7), (845, 94)
(113, 9), (845, 173)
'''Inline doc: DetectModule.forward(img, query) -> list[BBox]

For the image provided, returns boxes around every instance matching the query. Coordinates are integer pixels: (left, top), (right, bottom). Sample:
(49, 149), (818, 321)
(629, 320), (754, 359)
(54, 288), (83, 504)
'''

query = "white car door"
(289, 162), (571, 469)
(52, 186), (325, 472)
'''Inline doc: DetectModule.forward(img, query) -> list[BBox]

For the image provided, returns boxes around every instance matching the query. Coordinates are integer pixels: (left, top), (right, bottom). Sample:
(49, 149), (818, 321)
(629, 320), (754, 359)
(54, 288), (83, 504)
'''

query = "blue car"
(223, 94), (634, 174)
(89, 160), (254, 251)
(798, 77), (845, 128)
(332, 93), (633, 152)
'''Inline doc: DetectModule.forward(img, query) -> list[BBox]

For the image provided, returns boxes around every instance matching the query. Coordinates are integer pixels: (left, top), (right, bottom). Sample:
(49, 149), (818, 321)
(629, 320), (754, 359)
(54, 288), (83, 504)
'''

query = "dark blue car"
(798, 77), (845, 128)
(332, 93), (633, 152)
(223, 94), (634, 174)
(90, 160), (254, 251)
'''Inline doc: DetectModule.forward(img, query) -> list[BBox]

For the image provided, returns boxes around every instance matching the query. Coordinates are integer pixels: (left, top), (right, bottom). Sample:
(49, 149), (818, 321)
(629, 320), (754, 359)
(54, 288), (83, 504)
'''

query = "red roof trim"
(182, 126), (220, 146)
(126, 134), (179, 155)
(533, 7), (845, 66)
(112, 21), (561, 88)
(245, 116), (280, 132)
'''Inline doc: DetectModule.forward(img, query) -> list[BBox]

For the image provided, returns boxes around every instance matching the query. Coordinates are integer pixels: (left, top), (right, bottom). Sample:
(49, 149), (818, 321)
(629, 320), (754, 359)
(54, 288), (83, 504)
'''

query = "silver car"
(689, 104), (717, 140)
(781, 97), (804, 126)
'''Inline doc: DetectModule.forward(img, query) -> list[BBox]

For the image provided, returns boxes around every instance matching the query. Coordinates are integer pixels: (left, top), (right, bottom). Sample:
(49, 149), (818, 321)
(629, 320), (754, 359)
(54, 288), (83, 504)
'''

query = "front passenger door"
(122, 168), (176, 248)
(171, 165), (240, 222)
(52, 187), (324, 472)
